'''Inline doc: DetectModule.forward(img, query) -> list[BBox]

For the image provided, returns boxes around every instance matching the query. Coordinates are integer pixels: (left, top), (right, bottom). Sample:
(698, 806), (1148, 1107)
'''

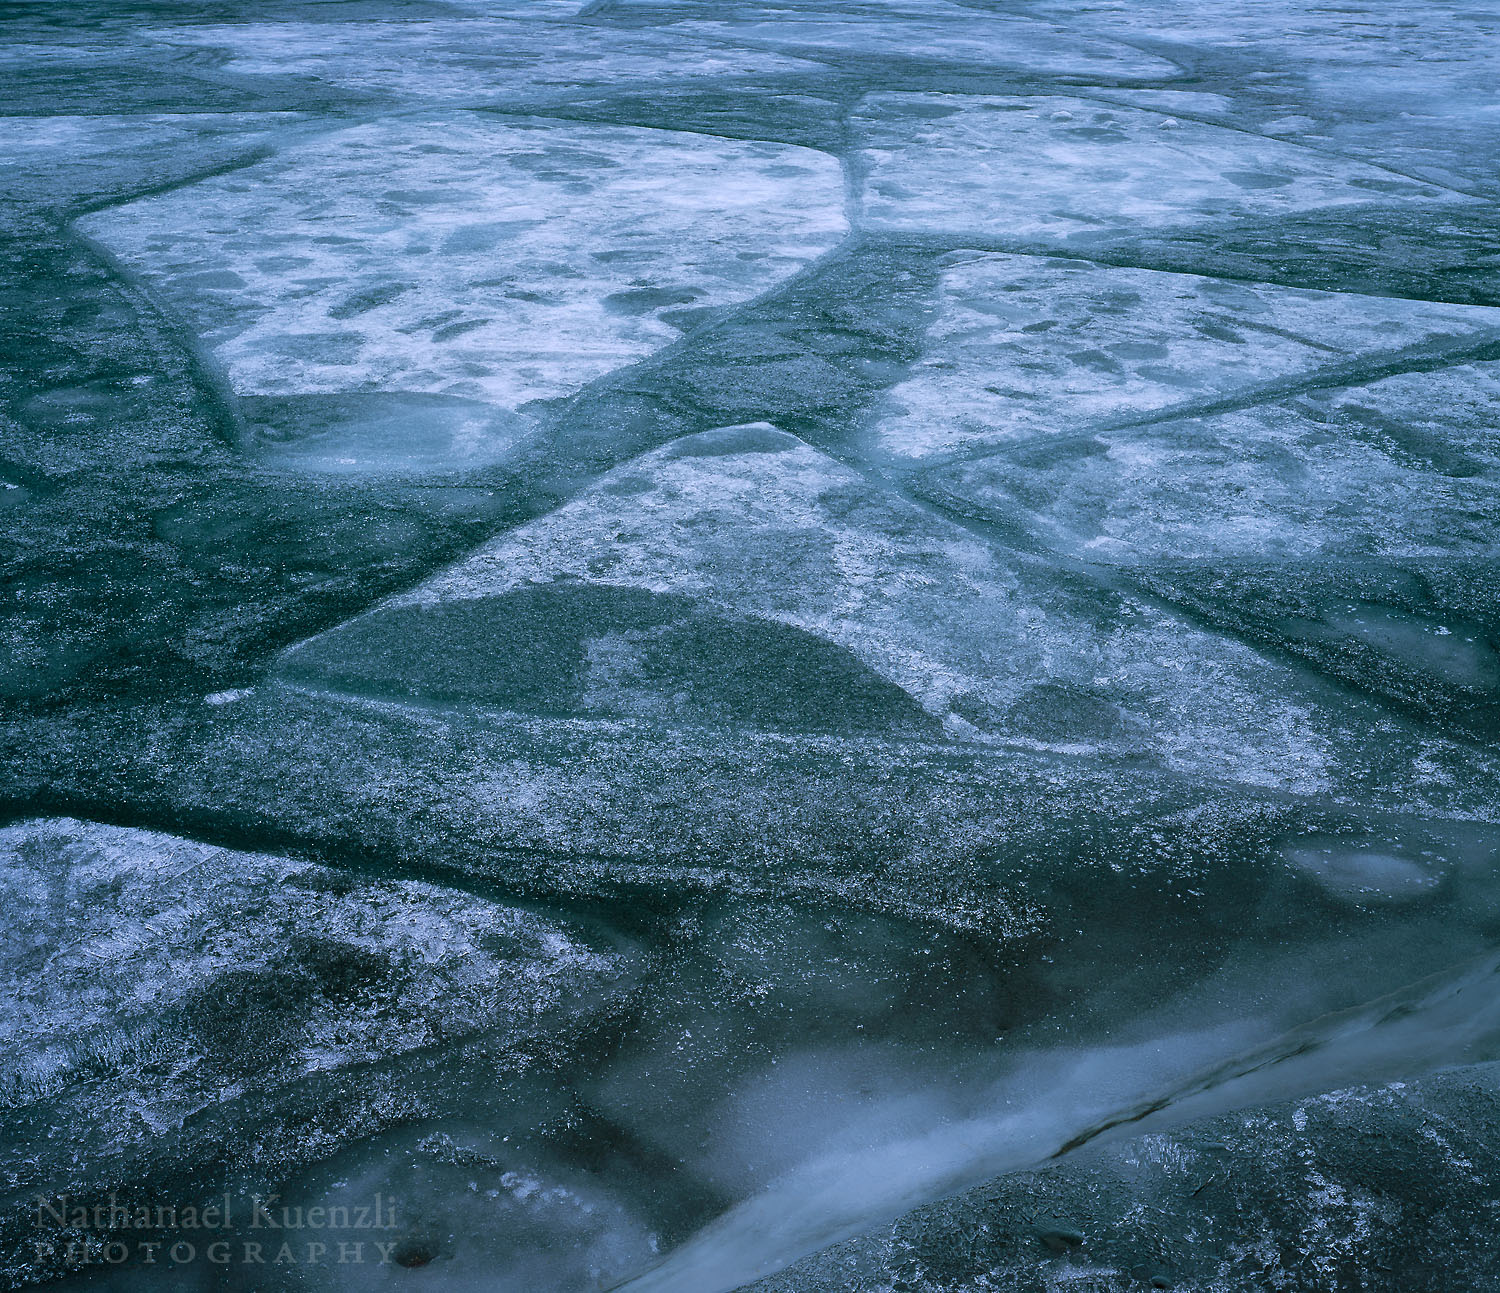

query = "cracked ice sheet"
(441, 0), (587, 13)
(868, 252), (1500, 464)
(629, 1), (1177, 79)
(741, 1064), (1500, 1293)
(943, 362), (1500, 565)
(854, 93), (1466, 240)
(278, 424), (1487, 798)
(77, 114), (846, 455)
(144, 19), (828, 104)
(0, 113), (299, 211)
(0, 818), (631, 1168)
(1018, 0), (1500, 194)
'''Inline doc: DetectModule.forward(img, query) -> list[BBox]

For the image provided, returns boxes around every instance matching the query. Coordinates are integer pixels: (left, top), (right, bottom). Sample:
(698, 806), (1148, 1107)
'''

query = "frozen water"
(0, 818), (637, 1214)
(143, 19), (827, 105)
(933, 362), (1500, 561)
(871, 252), (1500, 462)
(79, 114), (845, 407)
(0, 817), (627, 1092)
(855, 92), (1465, 239)
(279, 425), (1494, 800)
(617, 947), (1500, 1293)
(9, 2), (1500, 1291)
(744, 1062), (1500, 1293)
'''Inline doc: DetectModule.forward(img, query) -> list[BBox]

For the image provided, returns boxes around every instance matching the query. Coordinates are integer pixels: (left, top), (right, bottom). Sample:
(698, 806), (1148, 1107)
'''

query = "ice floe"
(77, 114), (846, 469)
(917, 360), (1500, 562)
(854, 93), (1464, 238)
(277, 423), (1479, 796)
(144, 18), (827, 104)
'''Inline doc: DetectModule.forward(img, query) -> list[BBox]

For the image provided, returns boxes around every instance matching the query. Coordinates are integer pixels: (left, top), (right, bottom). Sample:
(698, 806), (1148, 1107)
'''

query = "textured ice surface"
(78, 114), (846, 405)
(144, 18), (827, 104)
(9, 2), (1500, 1290)
(0, 818), (623, 1101)
(77, 114), (846, 464)
(279, 425), (1492, 798)
(0, 817), (635, 1230)
(941, 362), (1500, 562)
(855, 92), (1465, 238)
(655, 3), (1177, 78)
(871, 252), (1500, 462)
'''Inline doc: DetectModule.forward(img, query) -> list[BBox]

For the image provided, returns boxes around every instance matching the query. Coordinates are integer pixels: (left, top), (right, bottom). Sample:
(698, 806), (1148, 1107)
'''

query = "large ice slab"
(278, 424), (1481, 796)
(870, 252), (1500, 463)
(144, 18), (827, 104)
(77, 114), (846, 470)
(644, 2), (1177, 79)
(854, 93), (1464, 239)
(940, 362), (1500, 563)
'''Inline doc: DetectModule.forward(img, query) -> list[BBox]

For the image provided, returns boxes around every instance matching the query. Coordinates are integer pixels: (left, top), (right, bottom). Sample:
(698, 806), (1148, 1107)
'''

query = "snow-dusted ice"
(7, 1), (1500, 1290)
(945, 362), (1500, 562)
(79, 114), (845, 470)
(143, 19), (828, 106)
(76, 122), (847, 394)
(280, 424), (1495, 800)
(0, 817), (638, 1248)
(855, 92), (1463, 238)
(871, 252), (1500, 462)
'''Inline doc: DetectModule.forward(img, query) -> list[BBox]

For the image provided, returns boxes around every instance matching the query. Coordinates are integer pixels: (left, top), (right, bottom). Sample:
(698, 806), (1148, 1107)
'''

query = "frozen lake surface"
(3, 1), (1500, 1290)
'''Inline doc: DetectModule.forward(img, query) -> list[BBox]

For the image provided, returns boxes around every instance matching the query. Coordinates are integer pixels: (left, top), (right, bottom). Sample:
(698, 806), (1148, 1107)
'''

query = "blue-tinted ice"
(6, 1), (1500, 1290)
